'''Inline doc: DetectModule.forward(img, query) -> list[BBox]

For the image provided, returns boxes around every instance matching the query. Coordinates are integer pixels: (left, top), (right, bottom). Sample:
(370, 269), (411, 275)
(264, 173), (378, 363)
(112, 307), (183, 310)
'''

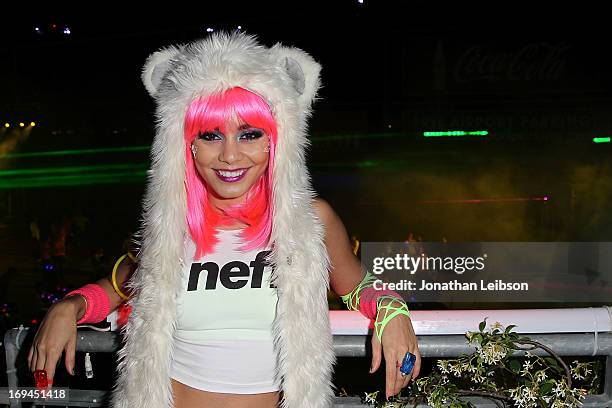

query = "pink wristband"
(64, 284), (111, 324)
(358, 286), (404, 320)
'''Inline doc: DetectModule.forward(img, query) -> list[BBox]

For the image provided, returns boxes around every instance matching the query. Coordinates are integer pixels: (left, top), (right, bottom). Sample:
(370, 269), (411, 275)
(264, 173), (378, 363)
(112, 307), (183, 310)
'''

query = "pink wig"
(184, 87), (277, 260)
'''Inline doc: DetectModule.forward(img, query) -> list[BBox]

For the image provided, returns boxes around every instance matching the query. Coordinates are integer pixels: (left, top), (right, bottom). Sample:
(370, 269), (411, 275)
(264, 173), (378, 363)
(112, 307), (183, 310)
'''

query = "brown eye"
(198, 131), (221, 142)
(239, 130), (264, 141)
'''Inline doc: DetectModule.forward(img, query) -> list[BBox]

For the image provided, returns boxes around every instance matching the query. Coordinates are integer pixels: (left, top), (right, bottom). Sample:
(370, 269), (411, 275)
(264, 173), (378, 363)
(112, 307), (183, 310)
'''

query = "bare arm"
(313, 197), (364, 297)
(65, 256), (136, 320)
(313, 197), (421, 399)
(28, 255), (136, 383)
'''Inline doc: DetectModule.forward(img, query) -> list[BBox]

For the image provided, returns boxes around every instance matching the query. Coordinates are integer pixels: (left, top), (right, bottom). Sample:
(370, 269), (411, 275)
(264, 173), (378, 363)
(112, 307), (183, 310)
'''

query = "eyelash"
(240, 130), (263, 141)
(197, 130), (263, 142)
(197, 131), (221, 142)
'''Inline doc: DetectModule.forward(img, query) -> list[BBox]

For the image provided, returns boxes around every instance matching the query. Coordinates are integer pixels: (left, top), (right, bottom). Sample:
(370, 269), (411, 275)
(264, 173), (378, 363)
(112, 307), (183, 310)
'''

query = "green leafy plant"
(358, 319), (597, 408)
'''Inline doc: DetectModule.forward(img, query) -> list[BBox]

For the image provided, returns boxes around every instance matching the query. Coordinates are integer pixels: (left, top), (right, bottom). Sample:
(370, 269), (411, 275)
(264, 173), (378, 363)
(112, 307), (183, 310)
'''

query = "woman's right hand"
(26, 255), (136, 385)
(27, 295), (86, 385)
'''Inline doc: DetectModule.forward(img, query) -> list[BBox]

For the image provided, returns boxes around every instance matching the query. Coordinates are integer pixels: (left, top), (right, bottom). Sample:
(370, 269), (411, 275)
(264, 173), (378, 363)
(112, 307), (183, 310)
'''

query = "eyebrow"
(204, 124), (255, 134)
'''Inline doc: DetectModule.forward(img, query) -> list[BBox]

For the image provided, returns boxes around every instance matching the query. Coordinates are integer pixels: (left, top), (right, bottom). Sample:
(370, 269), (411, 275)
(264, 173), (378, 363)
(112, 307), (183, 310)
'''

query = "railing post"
(4, 325), (29, 408)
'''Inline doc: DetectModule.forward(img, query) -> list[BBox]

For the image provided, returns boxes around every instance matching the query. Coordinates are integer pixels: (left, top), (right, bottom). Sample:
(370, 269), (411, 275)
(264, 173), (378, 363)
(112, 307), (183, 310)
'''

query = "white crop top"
(169, 229), (281, 394)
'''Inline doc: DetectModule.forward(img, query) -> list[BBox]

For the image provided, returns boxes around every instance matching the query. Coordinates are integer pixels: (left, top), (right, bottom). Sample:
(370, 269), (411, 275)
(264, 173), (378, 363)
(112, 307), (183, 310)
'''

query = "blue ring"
(400, 352), (416, 376)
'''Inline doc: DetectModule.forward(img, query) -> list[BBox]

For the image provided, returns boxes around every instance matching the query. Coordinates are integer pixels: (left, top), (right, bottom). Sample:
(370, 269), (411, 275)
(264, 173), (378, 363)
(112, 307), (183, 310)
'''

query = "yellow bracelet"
(127, 250), (137, 262)
(111, 254), (134, 301)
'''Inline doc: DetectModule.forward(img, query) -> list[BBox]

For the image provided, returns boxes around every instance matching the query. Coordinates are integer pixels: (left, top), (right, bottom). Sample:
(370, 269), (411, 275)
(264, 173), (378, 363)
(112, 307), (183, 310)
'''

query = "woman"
(28, 32), (421, 408)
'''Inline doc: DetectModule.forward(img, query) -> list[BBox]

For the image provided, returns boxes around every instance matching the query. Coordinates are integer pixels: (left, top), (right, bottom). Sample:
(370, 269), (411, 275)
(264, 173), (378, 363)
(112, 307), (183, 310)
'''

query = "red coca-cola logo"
(453, 42), (571, 83)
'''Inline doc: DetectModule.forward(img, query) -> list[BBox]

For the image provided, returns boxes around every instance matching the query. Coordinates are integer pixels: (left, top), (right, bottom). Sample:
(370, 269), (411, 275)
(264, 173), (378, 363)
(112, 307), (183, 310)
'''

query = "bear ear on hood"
(141, 44), (184, 97)
(271, 44), (322, 111)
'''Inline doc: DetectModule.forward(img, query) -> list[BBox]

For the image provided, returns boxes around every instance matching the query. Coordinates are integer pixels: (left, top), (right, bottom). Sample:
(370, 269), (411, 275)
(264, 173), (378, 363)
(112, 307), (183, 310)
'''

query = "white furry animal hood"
(109, 32), (337, 408)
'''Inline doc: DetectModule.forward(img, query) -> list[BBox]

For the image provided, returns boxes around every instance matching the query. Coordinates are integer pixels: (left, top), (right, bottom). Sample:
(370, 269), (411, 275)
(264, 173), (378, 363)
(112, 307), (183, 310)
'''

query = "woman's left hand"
(312, 198), (421, 399)
(368, 301), (421, 401)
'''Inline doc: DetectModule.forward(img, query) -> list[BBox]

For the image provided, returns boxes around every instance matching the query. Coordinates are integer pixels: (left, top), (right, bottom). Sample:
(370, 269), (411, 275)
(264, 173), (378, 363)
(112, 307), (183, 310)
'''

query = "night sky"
(1, 1), (611, 243)
(2, 2), (611, 150)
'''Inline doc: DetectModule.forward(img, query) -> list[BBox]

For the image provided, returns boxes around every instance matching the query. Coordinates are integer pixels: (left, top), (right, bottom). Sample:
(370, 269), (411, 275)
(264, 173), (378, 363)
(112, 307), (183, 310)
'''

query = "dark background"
(0, 1), (610, 401)
(0, 1), (611, 322)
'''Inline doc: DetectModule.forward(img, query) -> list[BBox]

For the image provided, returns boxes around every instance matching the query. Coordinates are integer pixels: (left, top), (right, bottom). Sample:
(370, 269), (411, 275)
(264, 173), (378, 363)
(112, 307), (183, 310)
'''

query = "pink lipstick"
(214, 168), (248, 182)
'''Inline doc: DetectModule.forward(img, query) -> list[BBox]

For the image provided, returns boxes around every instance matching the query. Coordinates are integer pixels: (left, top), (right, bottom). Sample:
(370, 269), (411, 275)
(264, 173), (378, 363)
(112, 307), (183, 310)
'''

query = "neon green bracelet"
(374, 296), (410, 343)
(340, 270), (411, 342)
(340, 270), (378, 311)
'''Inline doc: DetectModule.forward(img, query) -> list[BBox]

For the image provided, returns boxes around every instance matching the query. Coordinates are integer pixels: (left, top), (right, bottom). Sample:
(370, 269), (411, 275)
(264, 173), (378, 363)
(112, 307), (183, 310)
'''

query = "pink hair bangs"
(184, 87), (277, 260)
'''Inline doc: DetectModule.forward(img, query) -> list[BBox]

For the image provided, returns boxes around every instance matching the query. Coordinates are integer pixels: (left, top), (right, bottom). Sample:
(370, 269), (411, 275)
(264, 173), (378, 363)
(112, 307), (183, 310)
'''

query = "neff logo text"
(187, 250), (276, 291)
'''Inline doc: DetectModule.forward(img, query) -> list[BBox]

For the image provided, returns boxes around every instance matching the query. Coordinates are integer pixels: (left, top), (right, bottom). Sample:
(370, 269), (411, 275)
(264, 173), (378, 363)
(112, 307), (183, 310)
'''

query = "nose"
(219, 137), (242, 164)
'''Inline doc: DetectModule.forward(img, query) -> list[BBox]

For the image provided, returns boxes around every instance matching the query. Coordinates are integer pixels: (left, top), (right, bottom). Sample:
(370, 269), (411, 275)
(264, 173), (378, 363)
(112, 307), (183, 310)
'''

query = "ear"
(271, 44), (322, 109)
(141, 45), (184, 96)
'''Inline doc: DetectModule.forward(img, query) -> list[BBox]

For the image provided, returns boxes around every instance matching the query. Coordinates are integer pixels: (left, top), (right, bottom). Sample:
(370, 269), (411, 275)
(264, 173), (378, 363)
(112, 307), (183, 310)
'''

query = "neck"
(208, 193), (248, 230)
(208, 191), (246, 210)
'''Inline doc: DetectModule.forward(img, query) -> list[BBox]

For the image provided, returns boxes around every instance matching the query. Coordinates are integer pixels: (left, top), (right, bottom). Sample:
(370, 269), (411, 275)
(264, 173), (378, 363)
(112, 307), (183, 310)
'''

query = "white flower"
(521, 386), (538, 403)
(535, 370), (547, 382)
(570, 361), (594, 384)
(437, 360), (449, 374)
(479, 342), (508, 365)
(490, 321), (504, 331)
(364, 391), (379, 404)
(449, 362), (463, 376)
(552, 380), (567, 398)
(509, 385), (540, 408)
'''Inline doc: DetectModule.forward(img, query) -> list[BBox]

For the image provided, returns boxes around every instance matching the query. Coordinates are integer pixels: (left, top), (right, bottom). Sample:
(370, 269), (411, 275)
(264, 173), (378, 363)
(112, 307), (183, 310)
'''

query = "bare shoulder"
(313, 197), (347, 240)
(313, 197), (336, 226)
(312, 198), (363, 296)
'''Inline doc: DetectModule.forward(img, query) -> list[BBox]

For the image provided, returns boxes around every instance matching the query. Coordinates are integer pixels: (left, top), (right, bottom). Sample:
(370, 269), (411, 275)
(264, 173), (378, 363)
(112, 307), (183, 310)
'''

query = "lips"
(214, 168), (248, 182)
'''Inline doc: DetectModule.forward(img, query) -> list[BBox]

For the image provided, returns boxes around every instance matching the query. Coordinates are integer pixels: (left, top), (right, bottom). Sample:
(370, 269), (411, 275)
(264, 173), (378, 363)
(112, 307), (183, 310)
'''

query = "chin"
(209, 183), (250, 200)
(203, 172), (265, 200)
(217, 191), (248, 200)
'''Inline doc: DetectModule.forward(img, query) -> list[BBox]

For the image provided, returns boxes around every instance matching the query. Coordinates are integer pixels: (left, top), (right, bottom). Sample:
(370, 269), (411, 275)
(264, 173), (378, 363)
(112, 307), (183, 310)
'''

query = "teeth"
(218, 169), (246, 177)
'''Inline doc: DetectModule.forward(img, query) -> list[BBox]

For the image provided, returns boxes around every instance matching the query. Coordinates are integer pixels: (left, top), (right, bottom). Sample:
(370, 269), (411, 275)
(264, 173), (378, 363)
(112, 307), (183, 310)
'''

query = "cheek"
(252, 151), (270, 167)
(193, 163), (205, 179)
(253, 156), (270, 177)
(192, 157), (214, 181)
(193, 150), (215, 168)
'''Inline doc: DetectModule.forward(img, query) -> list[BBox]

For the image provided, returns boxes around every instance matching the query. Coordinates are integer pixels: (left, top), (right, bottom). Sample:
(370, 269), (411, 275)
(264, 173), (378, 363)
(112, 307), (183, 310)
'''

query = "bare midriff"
(171, 378), (280, 408)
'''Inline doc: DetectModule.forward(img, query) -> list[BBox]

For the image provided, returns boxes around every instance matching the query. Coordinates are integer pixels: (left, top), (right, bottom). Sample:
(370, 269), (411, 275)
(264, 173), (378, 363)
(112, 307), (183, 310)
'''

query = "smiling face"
(191, 115), (270, 208)
(184, 87), (277, 256)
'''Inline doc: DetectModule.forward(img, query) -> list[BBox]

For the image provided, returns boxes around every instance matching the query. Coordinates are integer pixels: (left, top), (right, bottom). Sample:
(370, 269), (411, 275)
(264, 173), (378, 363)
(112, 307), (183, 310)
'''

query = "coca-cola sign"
(453, 42), (571, 83)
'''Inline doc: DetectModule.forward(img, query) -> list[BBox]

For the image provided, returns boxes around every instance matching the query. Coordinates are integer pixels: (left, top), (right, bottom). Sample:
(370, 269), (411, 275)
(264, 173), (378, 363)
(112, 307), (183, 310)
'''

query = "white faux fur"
(109, 32), (336, 408)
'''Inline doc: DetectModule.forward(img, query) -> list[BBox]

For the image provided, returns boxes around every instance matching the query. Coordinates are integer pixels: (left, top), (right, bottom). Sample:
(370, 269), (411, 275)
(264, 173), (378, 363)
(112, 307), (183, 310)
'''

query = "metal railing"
(2, 310), (612, 407)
